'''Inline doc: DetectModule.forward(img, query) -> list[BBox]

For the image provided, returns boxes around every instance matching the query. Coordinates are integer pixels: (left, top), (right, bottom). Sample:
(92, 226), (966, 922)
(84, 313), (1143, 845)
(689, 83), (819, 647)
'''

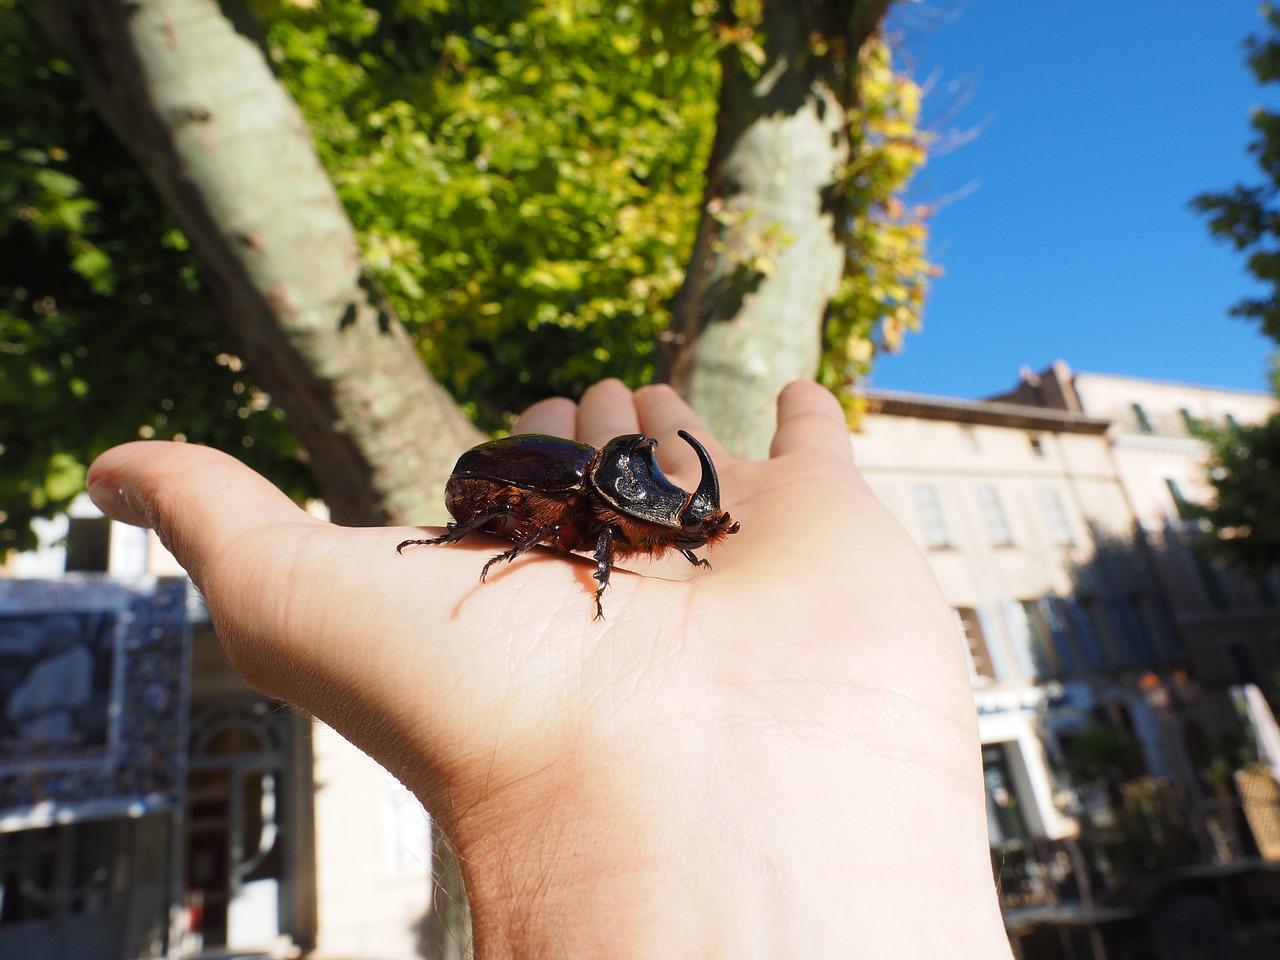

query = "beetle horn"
(679, 430), (720, 515)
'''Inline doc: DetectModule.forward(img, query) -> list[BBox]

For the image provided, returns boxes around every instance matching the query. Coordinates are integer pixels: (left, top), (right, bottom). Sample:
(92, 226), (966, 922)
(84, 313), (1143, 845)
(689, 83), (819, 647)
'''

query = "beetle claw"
(679, 548), (711, 570)
(477, 523), (559, 582)
(397, 535), (453, 554)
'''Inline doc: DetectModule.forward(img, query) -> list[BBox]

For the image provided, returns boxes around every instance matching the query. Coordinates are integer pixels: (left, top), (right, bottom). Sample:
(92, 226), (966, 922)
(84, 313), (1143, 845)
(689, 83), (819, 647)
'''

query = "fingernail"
(86, 471), (152, 528)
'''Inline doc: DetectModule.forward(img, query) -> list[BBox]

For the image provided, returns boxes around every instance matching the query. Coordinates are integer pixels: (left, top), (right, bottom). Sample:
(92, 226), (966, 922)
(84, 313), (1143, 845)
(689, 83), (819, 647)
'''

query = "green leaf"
(43, 452), (85, 502)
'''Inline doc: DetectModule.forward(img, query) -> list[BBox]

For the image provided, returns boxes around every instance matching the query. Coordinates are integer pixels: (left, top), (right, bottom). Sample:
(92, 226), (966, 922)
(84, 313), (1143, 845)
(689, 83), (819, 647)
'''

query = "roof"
(858, 388), (1113, 434)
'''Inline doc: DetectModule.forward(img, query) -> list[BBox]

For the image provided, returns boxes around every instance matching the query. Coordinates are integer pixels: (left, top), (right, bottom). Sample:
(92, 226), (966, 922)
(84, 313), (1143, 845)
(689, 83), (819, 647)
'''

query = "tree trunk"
(660, 0), (890, 459)
(37, 1), (478, 955)
(36, 0), (481, 528)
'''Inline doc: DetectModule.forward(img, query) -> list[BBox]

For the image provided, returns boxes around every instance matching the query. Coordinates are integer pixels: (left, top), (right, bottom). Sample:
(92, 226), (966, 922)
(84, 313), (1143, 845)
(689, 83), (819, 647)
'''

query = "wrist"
(448, 740), (1012, 960)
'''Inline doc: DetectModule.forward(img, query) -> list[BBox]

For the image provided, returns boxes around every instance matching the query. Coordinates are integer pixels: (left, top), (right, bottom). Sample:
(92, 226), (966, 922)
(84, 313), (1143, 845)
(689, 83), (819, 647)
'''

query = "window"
(1065, 597), (1114, 671)
(64, 517), (111, 572)
(1078, 596), (1119, 670)
(0, 821), (126, 927)
(913, 484), (953, 549)
(1016, 599), (1059, 678)
(1038, 488), (1074, 546)
(1131, 402), (1155, 433)
(1179, 407), (1202, 434)
(1164, 478), (1194, 521)
(1028, 434), (1045, 457)
(983, 744), (1029, 844)
(954, 607), (996, 681)
(1191, 551), (1230, 611)
(976, 486), (1014, 546)
(999, 599), (1060, 679)
(1126, 591), (1167, 665)
(1038, 596), (1082, 675)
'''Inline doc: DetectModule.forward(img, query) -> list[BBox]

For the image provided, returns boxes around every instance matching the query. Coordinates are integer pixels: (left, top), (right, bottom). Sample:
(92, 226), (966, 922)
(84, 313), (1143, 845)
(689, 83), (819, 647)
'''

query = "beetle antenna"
(678, 430), (721, 513)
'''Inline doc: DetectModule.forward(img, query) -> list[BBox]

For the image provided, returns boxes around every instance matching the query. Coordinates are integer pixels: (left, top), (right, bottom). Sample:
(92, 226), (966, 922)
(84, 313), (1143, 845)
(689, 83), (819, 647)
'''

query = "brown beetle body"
(398, 431), (739, 619)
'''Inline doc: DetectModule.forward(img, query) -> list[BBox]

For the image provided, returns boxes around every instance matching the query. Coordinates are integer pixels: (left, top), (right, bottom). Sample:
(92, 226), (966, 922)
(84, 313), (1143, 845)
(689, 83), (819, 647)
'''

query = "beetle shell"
(398, 431), (739, 619)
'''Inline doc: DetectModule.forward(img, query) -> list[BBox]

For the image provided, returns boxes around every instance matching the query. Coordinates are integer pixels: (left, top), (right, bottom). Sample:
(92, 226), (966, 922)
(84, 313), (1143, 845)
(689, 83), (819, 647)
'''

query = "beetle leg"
(396, 505), (513, 553)
(680, 548), (711, 570)
(592, 528), (615, 621)
(479, 523), (560, 582)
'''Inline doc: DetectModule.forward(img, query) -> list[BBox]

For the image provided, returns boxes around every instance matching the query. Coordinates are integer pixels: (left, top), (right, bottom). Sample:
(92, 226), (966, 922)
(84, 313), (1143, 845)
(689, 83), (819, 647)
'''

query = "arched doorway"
(182, 697), (293, 954)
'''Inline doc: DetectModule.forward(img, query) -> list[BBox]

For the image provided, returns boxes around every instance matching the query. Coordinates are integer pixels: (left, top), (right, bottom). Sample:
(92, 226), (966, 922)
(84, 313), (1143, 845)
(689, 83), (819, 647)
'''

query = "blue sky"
(867, 1), (1278, 399)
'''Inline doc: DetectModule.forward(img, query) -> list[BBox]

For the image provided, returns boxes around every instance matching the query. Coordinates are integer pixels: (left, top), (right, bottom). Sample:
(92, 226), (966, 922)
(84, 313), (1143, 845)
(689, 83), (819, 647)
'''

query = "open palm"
(88, 378), (1009, 959)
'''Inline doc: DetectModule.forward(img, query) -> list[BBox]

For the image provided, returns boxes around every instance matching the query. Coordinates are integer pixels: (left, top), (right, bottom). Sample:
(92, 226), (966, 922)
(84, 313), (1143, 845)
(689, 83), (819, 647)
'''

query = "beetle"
(396, 430), (740, 619)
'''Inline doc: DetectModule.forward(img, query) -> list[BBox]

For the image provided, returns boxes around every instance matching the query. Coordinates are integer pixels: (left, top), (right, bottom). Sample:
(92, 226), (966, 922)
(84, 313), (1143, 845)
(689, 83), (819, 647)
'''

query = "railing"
(993, 779), (1280, 956)
(994, 836), (1113, 910)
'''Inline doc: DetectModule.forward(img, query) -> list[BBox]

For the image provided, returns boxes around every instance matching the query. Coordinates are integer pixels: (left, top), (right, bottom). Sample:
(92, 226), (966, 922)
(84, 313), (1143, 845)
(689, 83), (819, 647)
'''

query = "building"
(994, 361), (1280, 698)
(857, 363), (1280, 954)
(0, 573), (188, 959)
(1, 499), (439, 959)
(853, 388), (1191, 855)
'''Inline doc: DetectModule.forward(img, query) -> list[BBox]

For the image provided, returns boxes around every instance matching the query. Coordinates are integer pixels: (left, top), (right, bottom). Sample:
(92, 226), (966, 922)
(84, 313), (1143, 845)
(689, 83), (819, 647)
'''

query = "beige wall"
(1071, 372), (1280, 688)
(1071, 371), (1274, 437)
(853, 403), (1176, 841)
(854, 411), (1141, 614)
(311, 723), (435, 959)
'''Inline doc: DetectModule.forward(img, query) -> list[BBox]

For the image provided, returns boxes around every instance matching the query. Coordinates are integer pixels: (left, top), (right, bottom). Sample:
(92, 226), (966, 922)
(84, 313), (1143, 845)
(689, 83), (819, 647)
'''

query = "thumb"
(85, 441), (339, 693)
(86, 440), (317, 583)
(85, 442), (430, 736)
(86, 442), (462, 796)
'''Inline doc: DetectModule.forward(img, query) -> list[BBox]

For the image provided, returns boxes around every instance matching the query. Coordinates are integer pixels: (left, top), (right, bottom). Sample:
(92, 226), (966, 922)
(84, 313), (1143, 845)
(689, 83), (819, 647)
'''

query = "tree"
(1187, 395), (1280, 576)
(1192, 2), (1280, 576)
(271, 0), (723, 421)
(2, 0), (482, 551)
(2, 0), (932, 551)
(31, 0), (481, 524)
(0, 0), (317, 548)
(662, 0), (934, 456)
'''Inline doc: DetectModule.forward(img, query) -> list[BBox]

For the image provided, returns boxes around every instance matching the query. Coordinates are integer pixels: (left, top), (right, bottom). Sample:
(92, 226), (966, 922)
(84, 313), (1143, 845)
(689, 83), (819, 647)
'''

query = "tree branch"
(37, 0), (481, 526)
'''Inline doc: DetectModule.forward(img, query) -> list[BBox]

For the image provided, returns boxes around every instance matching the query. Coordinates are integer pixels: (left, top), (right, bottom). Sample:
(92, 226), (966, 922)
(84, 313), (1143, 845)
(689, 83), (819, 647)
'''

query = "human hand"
(87, 378), (1010, 959)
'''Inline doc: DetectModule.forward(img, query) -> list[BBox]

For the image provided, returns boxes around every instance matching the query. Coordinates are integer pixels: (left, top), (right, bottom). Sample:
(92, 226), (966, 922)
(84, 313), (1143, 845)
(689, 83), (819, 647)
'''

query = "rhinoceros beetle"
(397, 430), (740, 619)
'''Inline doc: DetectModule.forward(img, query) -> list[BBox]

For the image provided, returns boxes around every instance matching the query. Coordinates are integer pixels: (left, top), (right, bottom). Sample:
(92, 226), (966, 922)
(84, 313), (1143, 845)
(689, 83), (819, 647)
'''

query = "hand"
(87, 379), (1010, 960)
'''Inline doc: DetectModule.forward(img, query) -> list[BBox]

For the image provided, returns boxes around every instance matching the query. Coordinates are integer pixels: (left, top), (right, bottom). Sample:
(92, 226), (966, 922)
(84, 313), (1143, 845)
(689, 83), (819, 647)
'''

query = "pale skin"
(87, 378), (1012, 960)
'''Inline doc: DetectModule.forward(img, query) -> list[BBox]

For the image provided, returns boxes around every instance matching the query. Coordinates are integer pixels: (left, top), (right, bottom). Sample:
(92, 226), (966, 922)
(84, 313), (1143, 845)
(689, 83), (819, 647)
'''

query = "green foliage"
(266, 0), (720, 424)
(3, 0), (932, 553)
(821, 37), (936, 412)
(1192, 3), (1280, 573)
(1189, 409), (1280, 577)
(1102, 776), (1197, 875)
(1193, 3), (1280, 341)
(1058, 725), (1140, 789)
(1202, 715), (1254, 791)
(0, 1), (315, 553)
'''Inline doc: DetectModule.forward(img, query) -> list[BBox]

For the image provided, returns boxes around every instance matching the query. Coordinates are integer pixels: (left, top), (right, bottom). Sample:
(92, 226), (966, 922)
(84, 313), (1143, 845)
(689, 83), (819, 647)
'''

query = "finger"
(86, 442), (353, 688)
(769, 380), (855, 464)
(86, 441), (318, 581)
(633, 383), (730, 478)
(90, 442), (517, 806)
(87, 441), (430, 713)
(576, 378), (639, 447)
(513, 395), (577, 437)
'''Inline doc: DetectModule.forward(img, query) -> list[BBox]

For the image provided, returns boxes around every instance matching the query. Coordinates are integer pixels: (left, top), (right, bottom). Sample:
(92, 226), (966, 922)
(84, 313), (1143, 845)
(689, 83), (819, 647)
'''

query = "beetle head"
(676, 430), (740, 546)
(590, 432), (738, 545)
(592, 435), (690, 528)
